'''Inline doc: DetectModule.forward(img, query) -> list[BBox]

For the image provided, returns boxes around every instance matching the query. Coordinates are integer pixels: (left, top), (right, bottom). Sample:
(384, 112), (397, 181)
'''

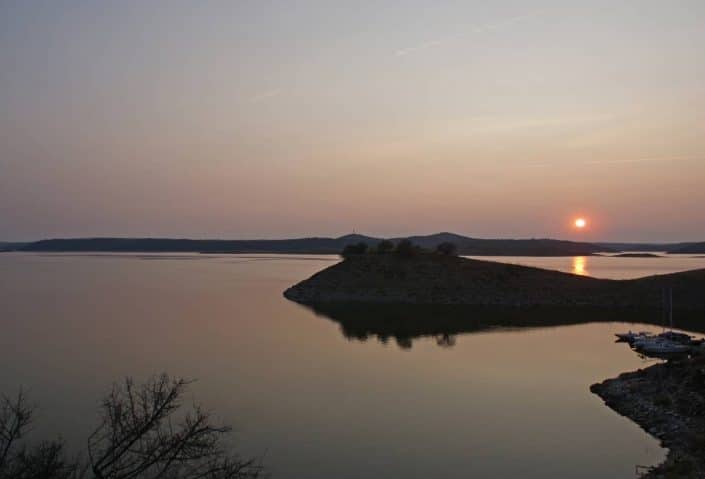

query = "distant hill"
(669, 242), (705, 254)
(17, 233), (610, 256)
(596, 242), (696, 253)
(18, 236), (378, 254)
(0, 242), (27, 251)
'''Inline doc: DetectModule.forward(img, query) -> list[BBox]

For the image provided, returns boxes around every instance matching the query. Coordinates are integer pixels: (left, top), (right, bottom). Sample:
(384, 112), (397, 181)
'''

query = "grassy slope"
(284, 254), (705, 309)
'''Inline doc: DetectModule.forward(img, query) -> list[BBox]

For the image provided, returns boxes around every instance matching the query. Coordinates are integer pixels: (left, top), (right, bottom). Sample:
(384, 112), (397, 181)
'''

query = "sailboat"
(656, 288), (694, 343)
(614, 330), (652, 343)
(632, 288), (691, 357)
(636, 337), (690, 357)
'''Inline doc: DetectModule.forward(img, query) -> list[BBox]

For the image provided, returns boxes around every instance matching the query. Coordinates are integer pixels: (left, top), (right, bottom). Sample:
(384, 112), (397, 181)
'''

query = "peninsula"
(284, 251), (705, 310)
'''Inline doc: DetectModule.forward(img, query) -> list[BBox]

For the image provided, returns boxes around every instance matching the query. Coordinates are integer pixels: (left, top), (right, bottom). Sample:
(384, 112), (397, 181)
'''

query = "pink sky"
(1, 1), (704, 241)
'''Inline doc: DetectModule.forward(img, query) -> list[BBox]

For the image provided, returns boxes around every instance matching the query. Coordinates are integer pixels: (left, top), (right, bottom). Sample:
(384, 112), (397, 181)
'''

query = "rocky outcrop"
(591, 356), (705, 478)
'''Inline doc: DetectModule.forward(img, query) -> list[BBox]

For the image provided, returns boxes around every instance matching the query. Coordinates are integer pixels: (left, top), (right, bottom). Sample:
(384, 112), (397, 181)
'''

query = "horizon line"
(4, 233), (703, 245)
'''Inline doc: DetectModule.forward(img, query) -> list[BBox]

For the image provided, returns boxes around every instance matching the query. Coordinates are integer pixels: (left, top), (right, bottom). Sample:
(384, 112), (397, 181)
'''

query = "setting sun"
(574, 218), (587, 229)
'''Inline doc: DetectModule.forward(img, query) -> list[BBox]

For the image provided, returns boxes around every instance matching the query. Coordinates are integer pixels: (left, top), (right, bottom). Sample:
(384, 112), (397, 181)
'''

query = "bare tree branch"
(0, 390), (84, 479)
(87, 374), (263, 479)
(2, 374), (264, 479)
(0, 389), (33, 471)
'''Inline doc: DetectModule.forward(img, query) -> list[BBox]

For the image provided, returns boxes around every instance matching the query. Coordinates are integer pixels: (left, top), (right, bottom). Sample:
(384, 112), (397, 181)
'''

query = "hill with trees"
(284, 247), (705, 309)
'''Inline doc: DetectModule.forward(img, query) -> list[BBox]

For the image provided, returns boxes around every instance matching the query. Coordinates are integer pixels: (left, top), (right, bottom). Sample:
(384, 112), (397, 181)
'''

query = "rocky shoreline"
(591, 357), (705, 478)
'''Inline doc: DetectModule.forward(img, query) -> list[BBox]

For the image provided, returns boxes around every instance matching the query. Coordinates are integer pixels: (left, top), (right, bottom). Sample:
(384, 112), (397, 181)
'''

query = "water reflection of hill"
(301, 303), (705, 350)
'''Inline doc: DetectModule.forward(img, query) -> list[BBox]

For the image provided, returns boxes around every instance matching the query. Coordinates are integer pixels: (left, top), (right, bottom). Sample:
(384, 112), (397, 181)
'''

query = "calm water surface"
(2, 253), (705, 478)
(467, 253), (705, 279)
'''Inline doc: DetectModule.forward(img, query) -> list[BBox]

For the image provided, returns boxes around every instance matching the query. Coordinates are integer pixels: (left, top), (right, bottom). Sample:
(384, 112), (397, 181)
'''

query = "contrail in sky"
(526, 156), (700, 169)
(395, 10), (542, 56)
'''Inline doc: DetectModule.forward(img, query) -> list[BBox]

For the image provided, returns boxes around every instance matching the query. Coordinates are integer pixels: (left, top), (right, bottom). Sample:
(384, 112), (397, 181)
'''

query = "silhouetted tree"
(1, 389), (82, 479)
(394, 239), (417, 258)
(435, 334), (457, 348)
(341, 242), (368, 258)
(376, 240), (394, 254)
(1, 375), (263, 479)
(395, 337), (413, 350)
(436, 242), (458, 256)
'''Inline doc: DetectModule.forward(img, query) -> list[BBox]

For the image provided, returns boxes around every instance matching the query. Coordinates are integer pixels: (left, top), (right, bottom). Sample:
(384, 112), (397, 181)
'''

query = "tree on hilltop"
(394, 239), (417, 258)
(436, 242), (458, 256)
(341, 242), (369, 258)
(376, 240), (394, 254)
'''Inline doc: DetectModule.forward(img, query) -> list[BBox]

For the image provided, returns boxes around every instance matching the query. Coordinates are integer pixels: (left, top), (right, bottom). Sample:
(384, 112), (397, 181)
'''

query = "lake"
(2, 253), (704, 478)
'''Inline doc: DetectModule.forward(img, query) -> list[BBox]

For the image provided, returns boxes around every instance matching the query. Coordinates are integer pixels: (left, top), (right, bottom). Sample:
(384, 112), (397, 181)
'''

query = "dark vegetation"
(341, 239), (455, 259)
(0, 374), (263, 479)
(393, 239), (418, 258)
(376, 239), (394, 254)
(340, 242), (369, 258)
(12, 233), (613, 256)
(435, 241), (458, 256)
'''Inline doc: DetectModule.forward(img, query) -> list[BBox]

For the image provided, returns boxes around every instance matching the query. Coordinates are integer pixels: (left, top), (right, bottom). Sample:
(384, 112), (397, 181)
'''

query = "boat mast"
(669, 287), (673, 331)
(661, 288), (666, 333)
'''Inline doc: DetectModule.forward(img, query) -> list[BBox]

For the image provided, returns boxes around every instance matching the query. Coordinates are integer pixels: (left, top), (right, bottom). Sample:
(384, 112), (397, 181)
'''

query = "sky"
(1, 1), (704, 242)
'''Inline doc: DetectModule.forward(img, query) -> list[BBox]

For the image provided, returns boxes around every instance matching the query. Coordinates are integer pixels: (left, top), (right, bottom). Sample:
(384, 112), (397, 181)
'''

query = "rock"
(591, 357), (705, 478)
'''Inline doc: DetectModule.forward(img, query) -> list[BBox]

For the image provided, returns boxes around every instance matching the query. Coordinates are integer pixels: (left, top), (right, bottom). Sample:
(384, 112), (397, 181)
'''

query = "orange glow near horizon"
(574, 218), (587, 229)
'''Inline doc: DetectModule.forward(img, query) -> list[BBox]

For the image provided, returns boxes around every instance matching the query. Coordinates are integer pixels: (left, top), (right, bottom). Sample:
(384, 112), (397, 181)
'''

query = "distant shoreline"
(4, 234), (704, 255)
(2, 233), (608, 256)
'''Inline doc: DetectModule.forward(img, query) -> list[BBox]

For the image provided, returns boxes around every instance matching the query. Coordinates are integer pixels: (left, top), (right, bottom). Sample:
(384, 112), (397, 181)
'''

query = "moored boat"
(615, 331), (652, 343)
(634, 337), (690, 358)
(656, 330), (694, 344)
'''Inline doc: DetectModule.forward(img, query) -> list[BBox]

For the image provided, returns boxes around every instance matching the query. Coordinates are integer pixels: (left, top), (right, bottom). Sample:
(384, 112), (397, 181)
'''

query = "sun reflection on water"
(573, 256), (588, 276)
